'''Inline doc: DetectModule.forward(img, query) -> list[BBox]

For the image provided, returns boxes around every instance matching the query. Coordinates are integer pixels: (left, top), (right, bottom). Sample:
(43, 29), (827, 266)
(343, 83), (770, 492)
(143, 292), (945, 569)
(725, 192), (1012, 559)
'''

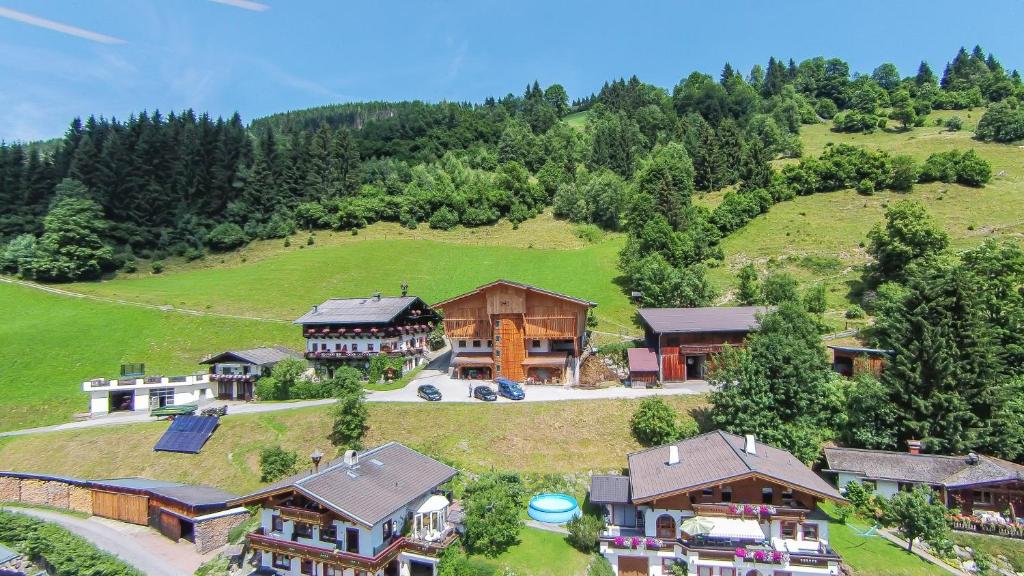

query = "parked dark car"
(473, 385), (497, 402)
(495, 377), (525, 400)
(417, 384), (442, 401)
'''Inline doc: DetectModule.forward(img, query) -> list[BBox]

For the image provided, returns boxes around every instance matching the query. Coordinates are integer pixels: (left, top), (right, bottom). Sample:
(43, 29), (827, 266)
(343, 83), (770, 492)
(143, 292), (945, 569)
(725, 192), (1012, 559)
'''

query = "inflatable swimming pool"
(527, 493), (582, 524)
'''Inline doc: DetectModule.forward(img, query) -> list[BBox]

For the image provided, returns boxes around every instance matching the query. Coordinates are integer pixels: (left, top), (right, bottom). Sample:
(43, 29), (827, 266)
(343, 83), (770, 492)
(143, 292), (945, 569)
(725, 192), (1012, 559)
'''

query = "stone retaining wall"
(194, 509), (250, 554)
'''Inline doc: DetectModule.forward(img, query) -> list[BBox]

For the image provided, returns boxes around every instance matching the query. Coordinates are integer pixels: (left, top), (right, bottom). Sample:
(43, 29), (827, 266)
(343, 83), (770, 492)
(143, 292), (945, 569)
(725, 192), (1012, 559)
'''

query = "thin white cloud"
(208, 0), (270, 11)
(0, 7), (125, 44)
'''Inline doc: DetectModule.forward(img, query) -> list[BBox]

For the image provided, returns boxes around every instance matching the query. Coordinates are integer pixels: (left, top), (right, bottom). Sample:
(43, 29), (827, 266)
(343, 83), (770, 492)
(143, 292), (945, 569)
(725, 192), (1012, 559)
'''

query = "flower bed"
(611, 536), (666, 550)
(727, 503), (777, 518)
(951, 515), (1024, 539)
(735, 548), (789, 564)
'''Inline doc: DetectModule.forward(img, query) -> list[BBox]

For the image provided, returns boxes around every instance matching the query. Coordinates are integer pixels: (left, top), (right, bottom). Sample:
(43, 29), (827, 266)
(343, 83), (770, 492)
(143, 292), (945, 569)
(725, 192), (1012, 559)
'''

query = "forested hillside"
(1, 45), (1022, 287)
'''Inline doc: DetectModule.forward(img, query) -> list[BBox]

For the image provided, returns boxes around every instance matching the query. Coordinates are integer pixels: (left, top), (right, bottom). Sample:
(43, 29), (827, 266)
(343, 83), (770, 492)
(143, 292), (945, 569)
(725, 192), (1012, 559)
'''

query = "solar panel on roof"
(154, 415), (220, 454)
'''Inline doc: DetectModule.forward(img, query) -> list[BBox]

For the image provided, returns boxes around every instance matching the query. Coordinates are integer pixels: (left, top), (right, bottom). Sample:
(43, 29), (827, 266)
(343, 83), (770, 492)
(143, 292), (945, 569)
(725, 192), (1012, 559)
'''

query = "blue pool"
(527, 493), (582, 524)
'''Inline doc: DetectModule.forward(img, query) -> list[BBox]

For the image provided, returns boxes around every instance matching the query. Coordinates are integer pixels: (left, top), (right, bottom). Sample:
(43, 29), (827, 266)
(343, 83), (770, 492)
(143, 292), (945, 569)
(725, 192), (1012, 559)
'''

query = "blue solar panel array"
(154, 415), (220, 454)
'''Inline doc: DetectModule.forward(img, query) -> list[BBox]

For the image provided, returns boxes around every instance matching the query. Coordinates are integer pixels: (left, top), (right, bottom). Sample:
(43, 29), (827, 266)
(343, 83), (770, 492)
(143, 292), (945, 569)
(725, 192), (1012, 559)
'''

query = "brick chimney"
(907, 439), (922, 455)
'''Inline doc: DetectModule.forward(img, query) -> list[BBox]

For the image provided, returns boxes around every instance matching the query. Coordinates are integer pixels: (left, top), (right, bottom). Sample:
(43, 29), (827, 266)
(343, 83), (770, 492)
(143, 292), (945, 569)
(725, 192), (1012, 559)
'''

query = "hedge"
(0, 510), (143, 576)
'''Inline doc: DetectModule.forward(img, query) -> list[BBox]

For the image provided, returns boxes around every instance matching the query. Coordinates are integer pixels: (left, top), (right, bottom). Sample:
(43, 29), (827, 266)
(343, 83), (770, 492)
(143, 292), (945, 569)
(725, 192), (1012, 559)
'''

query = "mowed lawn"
(64, 215), (636, 334)
(819, 504), (947, 576)
(468, 527), (590, 576)
(0, 396), (705, 494)
(706, 109), (1024, 313)
(0, 282), (298, 432)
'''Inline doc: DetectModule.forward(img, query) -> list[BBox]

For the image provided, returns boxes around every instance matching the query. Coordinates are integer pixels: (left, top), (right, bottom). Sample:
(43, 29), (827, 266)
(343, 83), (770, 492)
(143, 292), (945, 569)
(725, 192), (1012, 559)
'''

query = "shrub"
(888, 155), (919, 191)
(843, 480), (873, 513)
(0, 511), (142, 576)
(206, 222), (248, 251)
(259, 445), (298, 482)
(463, 472), (527, 556)
(975, 99), (1024, 142)
(151, 260), (164, 274)
(429, 207), (460, 230)
(368, 354), (405, 383)
(566, 513), (604, 552)
(845, 304), (866, 319)
(588, 555), (615, 576)
(573, 223), (604, 243)
(919, 150), (991, 187)
(630, 397), (681, 446)
(832, 111), (884, 133)
(815, 98), (839, 119)
(856, 178), (875, 195)
(184, 247), (206, 261)
(944, 116), (963, 131)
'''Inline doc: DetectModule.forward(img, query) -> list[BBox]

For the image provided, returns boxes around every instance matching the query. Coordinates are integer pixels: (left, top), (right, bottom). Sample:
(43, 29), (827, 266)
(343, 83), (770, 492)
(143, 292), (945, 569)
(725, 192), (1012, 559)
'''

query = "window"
(701, 487), (714, 497)
(335, 343), (341, 351)
(662, 559), (680, 574)
(472, 340), (481, 348)
(458, 340), (467, 348)
(974, 490), (993, 504)
(150, 387), (175, 408)
(656, 514), (676, 539)
(352, 343), (359, 352)
(271, 515), (284, 533)
(697, 567), (712, 576)
(495, 335), (502, 343)
(781, 521), (797, 539)
(345, 527), (360, 554)
(326, 567), (341, 576)
(801, 523), (819, 541)
(300, 559), (314, 575)
(294, 522), (312, 538)
(531, 339), (541, 348)
(320, 343), (327, 351)
(321, 523), (337, 542)
(899, 482), (915, 493)
(272, 553), (291, 569)
(496, 364), (502, 373)
(863, 480), (877, 492)
(383, 519), (395, 539)
(721, 486), (733, 502)
(367, 343), (374, 352)
(486, 340), (493, 347)
(781, 488), (794, 505)
(495, 350), (501, 357)
(762, 487), (774, 504)
(720, 570), (735, 576)
(494, 320), (501, 329)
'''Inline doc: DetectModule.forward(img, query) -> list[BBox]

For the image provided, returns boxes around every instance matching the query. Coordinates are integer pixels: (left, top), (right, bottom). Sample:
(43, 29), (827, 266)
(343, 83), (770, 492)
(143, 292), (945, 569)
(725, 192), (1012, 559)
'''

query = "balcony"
(210, 373), (253, 383)
(278, 505), (331, 527)
(82, 373), (209, 392)
(247, 528), (451, 572)
(692, 502), (811, 520)
(305, 347), (427, 361)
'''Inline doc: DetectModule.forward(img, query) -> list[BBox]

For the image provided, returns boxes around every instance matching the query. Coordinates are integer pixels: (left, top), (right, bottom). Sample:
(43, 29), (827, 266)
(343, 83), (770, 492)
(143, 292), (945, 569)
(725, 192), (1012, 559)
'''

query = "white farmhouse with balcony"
(82, 372), (213, 415)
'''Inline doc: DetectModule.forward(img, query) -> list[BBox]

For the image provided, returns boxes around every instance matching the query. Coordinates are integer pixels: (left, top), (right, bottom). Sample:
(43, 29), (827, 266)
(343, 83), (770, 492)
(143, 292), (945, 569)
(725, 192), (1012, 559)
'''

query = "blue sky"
(2, 0), (1022, 142)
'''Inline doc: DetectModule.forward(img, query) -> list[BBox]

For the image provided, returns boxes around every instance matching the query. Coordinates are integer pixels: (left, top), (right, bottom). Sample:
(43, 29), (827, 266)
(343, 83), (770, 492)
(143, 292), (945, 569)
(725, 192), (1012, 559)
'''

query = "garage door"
(618, 556), (649, 576)
(91, 490), (149, 525)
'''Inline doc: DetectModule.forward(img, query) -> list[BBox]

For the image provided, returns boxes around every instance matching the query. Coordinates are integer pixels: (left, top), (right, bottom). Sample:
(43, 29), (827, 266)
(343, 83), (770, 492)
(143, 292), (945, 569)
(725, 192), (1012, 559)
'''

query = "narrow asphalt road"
(1, 506), (218, 576)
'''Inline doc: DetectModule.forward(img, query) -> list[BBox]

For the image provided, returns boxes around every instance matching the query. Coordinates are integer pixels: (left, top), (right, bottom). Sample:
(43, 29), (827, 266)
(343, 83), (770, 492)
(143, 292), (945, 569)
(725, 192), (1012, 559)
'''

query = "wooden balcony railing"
(247, 528), (451, 572)
(692, 502), (810, 520)
(277, 506), (329, 527)
(523, 317), (576, 339)
(443, 318), (490, 338)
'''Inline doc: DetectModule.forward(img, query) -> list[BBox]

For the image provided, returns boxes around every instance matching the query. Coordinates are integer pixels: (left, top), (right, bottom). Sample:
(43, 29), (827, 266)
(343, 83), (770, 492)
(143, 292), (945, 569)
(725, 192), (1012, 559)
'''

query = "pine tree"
(329, 127), (360, 196)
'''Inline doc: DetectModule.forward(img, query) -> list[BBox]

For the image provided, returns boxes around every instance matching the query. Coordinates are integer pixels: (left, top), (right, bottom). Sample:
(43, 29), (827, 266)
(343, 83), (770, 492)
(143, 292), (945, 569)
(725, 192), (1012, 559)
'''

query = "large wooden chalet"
(433, 280), (595, 384)
(295, 294), (439, 378)
(592, 431), (846, 576)
(634, 306), (766, 382)
(231, 442), (458, 576)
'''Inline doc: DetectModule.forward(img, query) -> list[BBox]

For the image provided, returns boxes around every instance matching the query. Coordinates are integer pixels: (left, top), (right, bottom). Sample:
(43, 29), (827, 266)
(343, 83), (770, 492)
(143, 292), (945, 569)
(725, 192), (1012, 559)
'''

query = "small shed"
(828, 345), (892, 378)
(627, 348), (659, 387)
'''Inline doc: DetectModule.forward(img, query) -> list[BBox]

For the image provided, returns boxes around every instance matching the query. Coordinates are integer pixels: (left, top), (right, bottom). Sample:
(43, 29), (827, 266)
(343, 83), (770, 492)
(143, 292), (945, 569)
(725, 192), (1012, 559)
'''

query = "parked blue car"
(495, 377), (525, 400)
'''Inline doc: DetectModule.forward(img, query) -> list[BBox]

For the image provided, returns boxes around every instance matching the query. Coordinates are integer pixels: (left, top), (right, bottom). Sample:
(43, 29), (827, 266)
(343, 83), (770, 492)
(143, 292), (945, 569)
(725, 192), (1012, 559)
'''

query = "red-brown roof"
(627, 348), (659, 373)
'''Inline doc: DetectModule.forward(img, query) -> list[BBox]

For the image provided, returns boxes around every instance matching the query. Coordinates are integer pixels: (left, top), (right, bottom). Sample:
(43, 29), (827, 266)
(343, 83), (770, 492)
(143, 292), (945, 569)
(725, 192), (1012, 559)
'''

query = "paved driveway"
(368, 368), (709, 403)
(1, 506), (218, 576)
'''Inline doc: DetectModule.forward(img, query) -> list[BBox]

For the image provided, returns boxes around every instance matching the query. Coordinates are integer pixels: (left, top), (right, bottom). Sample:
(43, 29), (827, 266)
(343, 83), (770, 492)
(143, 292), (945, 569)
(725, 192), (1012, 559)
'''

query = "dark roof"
(628, 431), (843, 503)
(827, 345), (894, 356)
(627, 348), (659, 373)
(148, 484), (239, 507)
(93, 477), (182, 490)
(0, 543), (20, 565)
(590, 474), (631, 504)
(294, 296), (424, 325)
(201, 346), (302, 366)
(824, 447), (1024, 488)
(638, 306), (767, 334)
(433, 279), (597, 308)
(234, 442), (457, 526)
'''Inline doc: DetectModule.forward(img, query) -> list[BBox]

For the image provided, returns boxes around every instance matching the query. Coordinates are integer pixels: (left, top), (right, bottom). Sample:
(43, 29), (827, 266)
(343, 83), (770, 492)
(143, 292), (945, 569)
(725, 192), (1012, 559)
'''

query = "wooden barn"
(828, 345), (892, 378)
(635, 306), (766, 382)
(434, 280), (596, 384)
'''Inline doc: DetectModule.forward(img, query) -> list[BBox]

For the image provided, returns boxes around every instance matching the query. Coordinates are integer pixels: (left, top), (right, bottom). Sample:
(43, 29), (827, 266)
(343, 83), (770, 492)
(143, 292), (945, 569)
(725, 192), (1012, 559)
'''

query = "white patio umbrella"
(679, 516), (717, 536)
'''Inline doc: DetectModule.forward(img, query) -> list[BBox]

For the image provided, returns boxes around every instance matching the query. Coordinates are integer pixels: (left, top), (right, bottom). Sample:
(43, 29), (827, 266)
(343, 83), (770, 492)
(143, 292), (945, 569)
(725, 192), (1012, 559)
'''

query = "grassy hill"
(0, 282), (297, 432)
(703, 109), (1024, 315)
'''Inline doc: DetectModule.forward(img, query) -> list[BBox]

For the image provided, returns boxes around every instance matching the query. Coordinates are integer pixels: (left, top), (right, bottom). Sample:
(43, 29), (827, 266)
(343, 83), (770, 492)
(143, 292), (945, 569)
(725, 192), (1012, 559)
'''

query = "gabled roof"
(590, 474), (631, 504)
(638, 306), (767, 334)
(433, 279), (596, 308)
(827, 345), (894, 356)
(627, 348), (659, 373)
(627, 431), (843, 503)
(293, 296), (426, 325)
(200, 346), (303, 366)
(824, 447), (1024, 488)
(232, 442), (457, 527)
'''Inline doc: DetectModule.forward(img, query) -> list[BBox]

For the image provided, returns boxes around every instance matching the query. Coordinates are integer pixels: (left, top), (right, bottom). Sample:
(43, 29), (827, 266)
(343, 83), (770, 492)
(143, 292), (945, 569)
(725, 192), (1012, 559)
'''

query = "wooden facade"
(435, 281), (594, 382)
(637, 474), (824, 514)
(828, 346), (890, 378)
(92, 490), (149, 525)
(658, 332), (747, 381)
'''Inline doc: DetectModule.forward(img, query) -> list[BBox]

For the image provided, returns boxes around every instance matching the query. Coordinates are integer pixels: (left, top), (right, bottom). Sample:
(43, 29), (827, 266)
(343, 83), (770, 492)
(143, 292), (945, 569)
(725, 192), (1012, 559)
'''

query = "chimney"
(373, 292), (381, 301)
(966, 452), (979, 465)
(907, 439), (922, 455)
(401, 282), (409, 297)
(313, 304), (319, 313)
(667, 445), (679, 466)
(744, 434), (757, 456)
(343, 449), (359, 466)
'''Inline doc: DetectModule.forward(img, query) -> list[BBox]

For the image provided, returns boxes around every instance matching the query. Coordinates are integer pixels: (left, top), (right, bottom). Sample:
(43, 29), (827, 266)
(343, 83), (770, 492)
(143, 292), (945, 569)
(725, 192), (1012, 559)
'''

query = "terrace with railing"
(82, 373), (209, 391)
(248, 527), (455, 572)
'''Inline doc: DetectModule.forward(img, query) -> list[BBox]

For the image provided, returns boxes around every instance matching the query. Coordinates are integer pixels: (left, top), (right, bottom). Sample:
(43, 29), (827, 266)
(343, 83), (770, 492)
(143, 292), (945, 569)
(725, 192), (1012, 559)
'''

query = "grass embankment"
(819, 503), (947, 576)
(0, 396), (705, 494)
(0, 282), (297, 433)
(951, 532), (1024, 572)
(703, 109), (1024, 317)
